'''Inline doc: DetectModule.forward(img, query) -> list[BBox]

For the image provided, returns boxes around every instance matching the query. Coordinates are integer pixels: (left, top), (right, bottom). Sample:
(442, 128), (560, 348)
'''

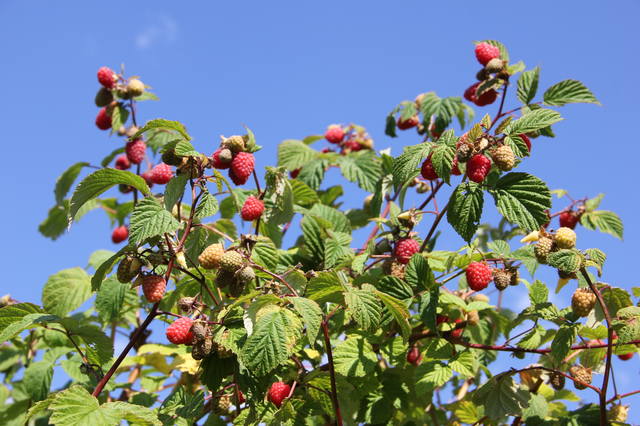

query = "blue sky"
(1, 0), (639, 420)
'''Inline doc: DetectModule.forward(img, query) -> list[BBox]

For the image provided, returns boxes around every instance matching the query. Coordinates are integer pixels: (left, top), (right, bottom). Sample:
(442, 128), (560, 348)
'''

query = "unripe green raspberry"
(555, 227), (576, 249)
(236, 266), (255, 284)
(117, 256), (142, 283)
(492, 145), (515, 171)
(484, 58), (504, 73)
(456, 143), (473, 162)
(198, 243), (225, 269)
(228, 279), (245, 298)
(219, 250), (244, 272)
(534, 237), (554, 264)
(222, 135), (246, 153)
(569, 365), (592, 390)
(216, 269), (236, 289)
(608, 404), (629, 423)
(492, 268), (511, 291)
(95, 87), (114, 107)
(571, 288), (596, 317)
(127, 79), (145, 97)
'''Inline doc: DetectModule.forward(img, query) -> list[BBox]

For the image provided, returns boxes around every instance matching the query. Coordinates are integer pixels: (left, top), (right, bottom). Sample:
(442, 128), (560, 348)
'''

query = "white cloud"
(135, 15), (178, 50)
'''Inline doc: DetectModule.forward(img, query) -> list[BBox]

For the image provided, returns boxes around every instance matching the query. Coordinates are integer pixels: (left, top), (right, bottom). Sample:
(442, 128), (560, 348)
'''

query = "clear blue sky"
(2, 0), (639, 420)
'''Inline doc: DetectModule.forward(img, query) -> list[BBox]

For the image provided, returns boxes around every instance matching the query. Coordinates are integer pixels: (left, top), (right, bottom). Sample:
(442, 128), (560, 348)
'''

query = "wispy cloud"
(135, 15), (178, 50)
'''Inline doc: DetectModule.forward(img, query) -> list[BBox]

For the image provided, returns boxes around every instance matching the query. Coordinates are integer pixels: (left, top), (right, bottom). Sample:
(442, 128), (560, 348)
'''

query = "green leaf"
(528, 280), (548, 305)
(596, 287), (632, 321)
(288, 297), (322, 348)
(490, 172), (551, 231)
(374, 290), (411, 341)
(252, 237), (279, 270)
(416, 362), (453, 393)
(55, 162), (89, 205)
(447, 182), (484, 242)
(344, 284), (382, 331)
(551, 324), (578, 362)
(0, 303), (59, 342)
(241, 308), (301, 375)
(332, 336), (378, 377)
(277, 140), (317, 171)
(290, 179), (319, 206)
(39, 202), (70, 240)
(110, 104), (129, 134)
(91, 247), (129, 291)
(310, 204), (351, 233)
(134, 118), (191, 141)
(95, 276), (129, 323)
(102, 401), (161, 425)
(301, 216), (325, 265)
(580, 210), (623, 239)
(405, 254), (435, 290)
(297, 158), (327, 190)
(543, 79), (600, 106)
(430, 133), (456, 184)
(129, 197), (181, 244)
(194, 192), (219, 219)
(324, 231), (352, 268)
(504, 134), (531, 158)
(305, 271), (344, 304)
(337, 150), (382, 192)
(547, 249), (583, 273)
(472, 374), (530, 419)
(449, 351), (476, 377)
(392, 143), (431, 187)
(163, 175), (188, 210)
(48, 385), (129, 426)
(517, 67), (540, 105)
(173, 140), (200, 157)
(23, 360), (53, 402)
(69, 169), (150, 219)
(42, 267), (91, 317)
(505, 109), (563, 135)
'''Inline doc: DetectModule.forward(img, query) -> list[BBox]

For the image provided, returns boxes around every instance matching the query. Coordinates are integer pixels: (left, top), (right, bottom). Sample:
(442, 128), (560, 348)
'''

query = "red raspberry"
(125, 139), (146, 164)
(520, 134), (532, 153)
(240, 196), (264, 221)
(230, 152), (255, 185)
(618, 352), (634, 361)
(394, 238), (420, 264)
(464, 82), (480, 102)
(474, 89), (498, 106)
(111, 225), (128, 243)
(397, 115), (419, 130)
(420, 156), (438, 180)
(267, 382), (291, 408)
(451, 156), (462, 176)
(465, 262), (492, 291)
(466, 154), (491, 183)
(97, 66), (116, 89)
(166, 317), (194, 345)
(141, 170), (154, 188)
(343, 139), (362, 152)
(212, 148), (231, 170)
(324, 125), (345, 144)
(321, 148), (334, 153)
(406, 346), (422, 366)
(150, 163), (174, 185)
(474, 42), (500, 66)
(436, 314), (449, 325)
(115, 155), (130, 170)
(450, 318), (465, 339)
(559, 211), (579, 229)
(95, 107), (112, 130)
(142, 274), (167, 303)
(290, 168), (301, 178)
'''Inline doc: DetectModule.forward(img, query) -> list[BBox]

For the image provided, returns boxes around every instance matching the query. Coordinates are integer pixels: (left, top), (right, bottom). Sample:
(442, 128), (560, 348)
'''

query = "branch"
(419, 203), (449, 252)
(321, 319), (343, 425)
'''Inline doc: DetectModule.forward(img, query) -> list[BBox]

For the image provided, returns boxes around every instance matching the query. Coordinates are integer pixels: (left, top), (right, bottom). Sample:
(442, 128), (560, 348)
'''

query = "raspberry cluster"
(462, 42), (505, 107)
(321, 123), (374, 156)
(210, 135), (257, 185)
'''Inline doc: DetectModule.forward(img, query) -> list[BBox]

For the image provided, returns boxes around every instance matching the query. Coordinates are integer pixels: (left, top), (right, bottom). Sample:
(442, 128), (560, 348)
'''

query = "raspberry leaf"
(129, 197), (180, 244)
(288, 297), (322, 348)
(580, 210), (624, 239)
(392, 143), (432, 188)
(42, 267), (91, 317)
(344, 284), (382, 331)
(337, 150), (382, 192)
(375, 290), (411, 341)
(133, 118), (191, 141)
(447, 182), (484, 242)
(55, 162), (90, 205)
(505, 109), (563, 135)
(332, 336), (378, 377)
(489, 172), (551, 232)
(543, 79), (600, 106)
(277, 139), (317, 171)
(517, 67), (540, 105)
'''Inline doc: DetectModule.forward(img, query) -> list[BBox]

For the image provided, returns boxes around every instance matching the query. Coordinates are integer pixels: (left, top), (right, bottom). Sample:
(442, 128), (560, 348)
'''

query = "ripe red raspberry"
(618, 352), (634, 361)
(141, 170), (154, 188)
(559, 211), (579, 229)
(150, 163), (173, 185)
(464, 82), (480, 102)
(420, 156), (438, 180)
(115, 155), (130, 170)
(324, 125), (345, 144)
(111, 225), (128, 243)
(95, 107), (112, 130)
(341, 138), (362, 154)
(397, 115), (419, 130)
(230, 152), (255, 185)
(520, 134), (532, 153)
(240, 196), (264, 221)
(321, 148), (334, 153)
(466, 154), (491, 183)
(451, 156), (462, 176)
(394, 238), (420, 264)
(474, 89), (498, 106)
(212, 148), (231, 169)
(450, 318), (465, 339)
(97, 66), (116, 89)
(290, 168), (301, 178)
(267, 381), (291, 408)
(142, 274), (167, 303)
(465, 262), (492, 291)
(406, 346), (422, 366)
(166, 317), (194, 345)
(436, 314), (449, 325)
(125, 139), (146, 164)
(474, 42), (501, 66)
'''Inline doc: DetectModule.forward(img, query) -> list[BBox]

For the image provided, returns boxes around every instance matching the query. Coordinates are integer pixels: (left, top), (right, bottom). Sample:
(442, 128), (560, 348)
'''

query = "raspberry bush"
(1, 40), (633, 425)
